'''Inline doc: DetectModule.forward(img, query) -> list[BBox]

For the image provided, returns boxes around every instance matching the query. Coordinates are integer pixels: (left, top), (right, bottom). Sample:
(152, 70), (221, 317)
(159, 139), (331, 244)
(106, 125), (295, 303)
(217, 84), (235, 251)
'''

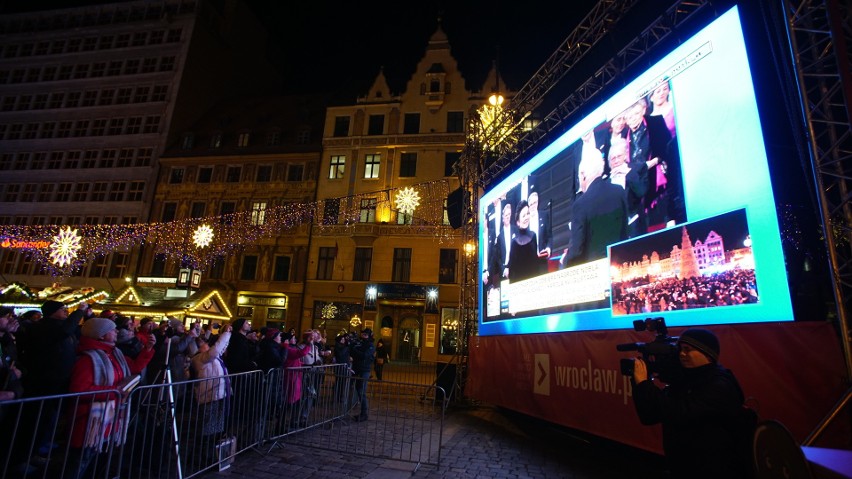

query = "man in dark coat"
(631, 328), (753, 478)
(350, 328), (375, 422)
(563, 153), (628, 267)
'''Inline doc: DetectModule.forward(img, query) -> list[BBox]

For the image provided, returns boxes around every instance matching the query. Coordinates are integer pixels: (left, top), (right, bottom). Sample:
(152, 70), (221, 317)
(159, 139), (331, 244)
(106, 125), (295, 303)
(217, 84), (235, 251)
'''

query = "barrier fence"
(0, 362), (445, 479)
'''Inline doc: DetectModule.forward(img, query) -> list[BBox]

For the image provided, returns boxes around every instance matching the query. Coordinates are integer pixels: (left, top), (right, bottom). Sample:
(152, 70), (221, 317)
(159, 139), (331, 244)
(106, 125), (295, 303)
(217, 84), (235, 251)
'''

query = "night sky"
(1, 0), (598, 98)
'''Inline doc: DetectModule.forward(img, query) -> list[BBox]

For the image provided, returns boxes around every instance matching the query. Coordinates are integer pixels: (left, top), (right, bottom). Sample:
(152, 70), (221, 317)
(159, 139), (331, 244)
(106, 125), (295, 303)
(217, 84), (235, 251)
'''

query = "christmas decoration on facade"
(193, 224), (214, 248)
(394, 187), (421, 215)
(49, 227), (82, 267)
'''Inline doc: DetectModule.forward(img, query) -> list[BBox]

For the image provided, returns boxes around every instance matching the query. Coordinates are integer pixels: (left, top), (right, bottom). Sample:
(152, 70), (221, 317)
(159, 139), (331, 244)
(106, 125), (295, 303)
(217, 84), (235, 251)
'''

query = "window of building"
(115, 88), (132, 104)
(197, 166), (213, 183)
(287, 164), (304, 182)
(167, 29), (182, 42)
(359, 198), (376, 223)
(237, 132), (250, 147)
(109, 252), (129, 278)
(73, 120), (90, 137)
(273, 256), (291, 281)
(91, 119), (107, 136)
(266, 130), (281, 146)
(256, 164), (272, 182)
(32, 94), (47, 109)
(107, 61), (122, 76)
(38, 184), (54, 202)
(447, 111), (464, 133)
(72, 183), (89, 202)
(135, 148), (153, 167)
(251, 201), (267, 226)
(329, 155), (345, 179)
(141, 57), (158, 73)
(20, 184), (37, 202)
(90, 182), (107, 201)
(91, 62), (106, 77)
(133, 86), (149, 103)
(439, 248), (458, 283)
(161, 202), (177, 222)
(158, 56), (175, 72)
(0, 184), (14, 202)
(219, 202), (236, 225)
(100, 149), (117, 168)
(108, 118), (124, 135)
(55, 183), (71, 201)
(240, 255), (258, 281)
(40, 123), (56, 139)
(151, 253), (166, 276)
(444, 151), (461, 177)
(117, 149), (134, 167)
(316, 247), (336, 280)
(125, 117), (142, 134)
(225, 166), (241, 182)
(333, 116), (350, 137)
(124, 59), (139, 74)
(400, 152), (417, 177)
(102, 216), (119, 225)
(403, 113), (420, 134)
(392, 248), (412, 282)
(127, 182), (144, 201)
(322, 199), (340, 225)
(190, 202), (205, 218)
(82, 150), (98, 168)
(88, 254), (109, 278)
(353, 247), (372, 281)
(143, 116), (160, 134)
(364, 154), (380, 179)
(108, 182), (126, 201)
(169, 167), (184, 184)
(397, 211), (413, 225)
(367, 114), (384, 135)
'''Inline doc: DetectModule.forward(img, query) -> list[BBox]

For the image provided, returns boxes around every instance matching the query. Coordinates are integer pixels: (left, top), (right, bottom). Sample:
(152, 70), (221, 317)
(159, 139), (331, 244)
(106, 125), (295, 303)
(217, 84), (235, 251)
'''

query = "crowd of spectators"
(0, 300), (369, 478)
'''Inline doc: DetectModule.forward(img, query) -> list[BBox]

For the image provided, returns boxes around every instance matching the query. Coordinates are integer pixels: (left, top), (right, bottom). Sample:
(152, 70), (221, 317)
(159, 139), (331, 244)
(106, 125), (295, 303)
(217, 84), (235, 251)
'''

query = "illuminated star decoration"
(193, 224), (214, 248)
(49, 226), (82, 267)
(395, 187), (421, 215)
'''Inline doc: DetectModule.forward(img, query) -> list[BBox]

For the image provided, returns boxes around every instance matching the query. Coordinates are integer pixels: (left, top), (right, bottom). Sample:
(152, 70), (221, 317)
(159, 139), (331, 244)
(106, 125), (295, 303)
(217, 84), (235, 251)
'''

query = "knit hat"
(41, 300), (65, 318)
(678, 328), (720, 362)
(168, 318), (183, 330)
(82, 317), (117, 340)
(265, 328), (280, 340)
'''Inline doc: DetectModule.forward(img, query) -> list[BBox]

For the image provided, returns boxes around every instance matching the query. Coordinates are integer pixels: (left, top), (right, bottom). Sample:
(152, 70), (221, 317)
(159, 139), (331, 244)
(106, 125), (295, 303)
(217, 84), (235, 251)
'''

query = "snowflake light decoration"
(49, 226), (82, 267)
(395, 187), (420, 215)
(321, 302), (338, 319)
(193, 224), (214, 248)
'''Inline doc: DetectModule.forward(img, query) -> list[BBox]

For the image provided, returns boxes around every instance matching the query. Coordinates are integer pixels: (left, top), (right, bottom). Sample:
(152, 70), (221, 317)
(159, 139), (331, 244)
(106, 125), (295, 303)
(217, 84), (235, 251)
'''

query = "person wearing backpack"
(630, 328), (754, 479)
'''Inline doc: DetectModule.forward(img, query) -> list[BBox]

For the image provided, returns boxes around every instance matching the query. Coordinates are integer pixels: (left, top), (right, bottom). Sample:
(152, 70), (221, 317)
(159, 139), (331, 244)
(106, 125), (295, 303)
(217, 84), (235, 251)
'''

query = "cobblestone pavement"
(204, 402), (669, 479)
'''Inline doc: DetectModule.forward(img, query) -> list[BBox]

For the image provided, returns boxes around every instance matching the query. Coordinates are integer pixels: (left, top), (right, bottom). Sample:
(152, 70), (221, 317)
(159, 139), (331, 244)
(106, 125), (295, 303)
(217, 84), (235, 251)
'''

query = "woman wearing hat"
(67, 317), (155, 478)
(630, 328), (752, 478)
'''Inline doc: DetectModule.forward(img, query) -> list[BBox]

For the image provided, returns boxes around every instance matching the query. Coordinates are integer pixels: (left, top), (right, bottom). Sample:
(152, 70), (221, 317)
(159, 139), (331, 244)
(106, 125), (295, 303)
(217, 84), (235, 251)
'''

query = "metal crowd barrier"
(0, 362), (445, 478)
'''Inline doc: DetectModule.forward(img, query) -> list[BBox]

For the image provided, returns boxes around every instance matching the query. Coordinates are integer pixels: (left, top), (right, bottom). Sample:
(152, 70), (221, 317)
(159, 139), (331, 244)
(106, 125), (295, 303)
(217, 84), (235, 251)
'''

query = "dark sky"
(0, 0), (598, 98)
(250, 0), (598, 97)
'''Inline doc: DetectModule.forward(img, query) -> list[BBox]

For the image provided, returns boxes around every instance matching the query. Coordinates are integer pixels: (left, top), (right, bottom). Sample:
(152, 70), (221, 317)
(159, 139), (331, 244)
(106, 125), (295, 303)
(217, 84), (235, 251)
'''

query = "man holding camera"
(630, 328), (753, 479)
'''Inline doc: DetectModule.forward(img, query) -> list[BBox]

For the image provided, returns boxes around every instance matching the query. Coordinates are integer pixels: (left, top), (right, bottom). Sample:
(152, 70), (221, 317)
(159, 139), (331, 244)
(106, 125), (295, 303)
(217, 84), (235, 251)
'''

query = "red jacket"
(68, 337), (154, 448)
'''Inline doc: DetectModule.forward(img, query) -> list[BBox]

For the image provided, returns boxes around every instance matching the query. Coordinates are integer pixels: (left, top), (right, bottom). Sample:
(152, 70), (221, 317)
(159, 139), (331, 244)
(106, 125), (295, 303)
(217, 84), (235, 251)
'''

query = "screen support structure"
(785, 0), (852, 444)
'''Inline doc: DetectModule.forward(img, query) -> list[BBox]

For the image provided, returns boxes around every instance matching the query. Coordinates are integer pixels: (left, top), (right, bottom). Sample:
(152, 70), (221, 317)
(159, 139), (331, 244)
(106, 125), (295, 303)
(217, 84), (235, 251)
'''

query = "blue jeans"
(354, 371), (370, 418)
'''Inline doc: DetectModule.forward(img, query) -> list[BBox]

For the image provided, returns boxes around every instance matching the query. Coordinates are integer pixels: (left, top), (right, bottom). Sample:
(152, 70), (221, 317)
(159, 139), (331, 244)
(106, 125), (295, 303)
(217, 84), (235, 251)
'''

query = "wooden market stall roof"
(99, 285), (233, 322)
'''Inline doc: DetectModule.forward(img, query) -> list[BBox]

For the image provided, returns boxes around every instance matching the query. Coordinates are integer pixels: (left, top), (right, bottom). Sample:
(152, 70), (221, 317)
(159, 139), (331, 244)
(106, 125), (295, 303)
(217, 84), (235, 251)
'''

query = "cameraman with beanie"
(631, 328), (753, 479)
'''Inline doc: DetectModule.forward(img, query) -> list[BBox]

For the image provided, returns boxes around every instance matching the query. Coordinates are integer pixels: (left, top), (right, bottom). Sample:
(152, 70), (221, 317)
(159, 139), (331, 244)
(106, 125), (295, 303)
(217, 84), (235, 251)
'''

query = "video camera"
(616, 317), (681, 382)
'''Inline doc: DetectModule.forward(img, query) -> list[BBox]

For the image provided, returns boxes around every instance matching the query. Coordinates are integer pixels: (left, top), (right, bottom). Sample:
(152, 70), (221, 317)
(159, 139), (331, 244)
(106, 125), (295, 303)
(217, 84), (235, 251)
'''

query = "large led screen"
(478, 6), (793, 335)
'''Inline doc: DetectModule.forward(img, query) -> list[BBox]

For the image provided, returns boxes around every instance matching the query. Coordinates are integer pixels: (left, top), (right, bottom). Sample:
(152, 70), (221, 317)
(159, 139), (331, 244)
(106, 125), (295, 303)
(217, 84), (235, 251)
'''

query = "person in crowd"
(190, 324), (232, 462)
(350, 328), (375, 422)
(374, 339), (389, 381)
(281, 331), (311, 429)
(563, 151), (628, 267)
(332, 333), (354, 407)
(256, 328), (284, 373)
(145, 318), (197, 386)
(114, 315), (144, 360)
(508, 199), (541, 283)
(297, 330), (323, 427)
(66, 317), (154, 479)
(200, 324), (212, 342)
(224, 318), (257, 436)
(527, 191), (552, 273)
(0, 308), (23, 403)
(630, 328), (753, 478)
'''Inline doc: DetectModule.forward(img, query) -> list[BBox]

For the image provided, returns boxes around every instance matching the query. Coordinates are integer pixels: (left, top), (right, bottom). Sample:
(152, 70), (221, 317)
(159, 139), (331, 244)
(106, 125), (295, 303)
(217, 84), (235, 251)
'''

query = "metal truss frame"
(482, 0), (712, 187)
